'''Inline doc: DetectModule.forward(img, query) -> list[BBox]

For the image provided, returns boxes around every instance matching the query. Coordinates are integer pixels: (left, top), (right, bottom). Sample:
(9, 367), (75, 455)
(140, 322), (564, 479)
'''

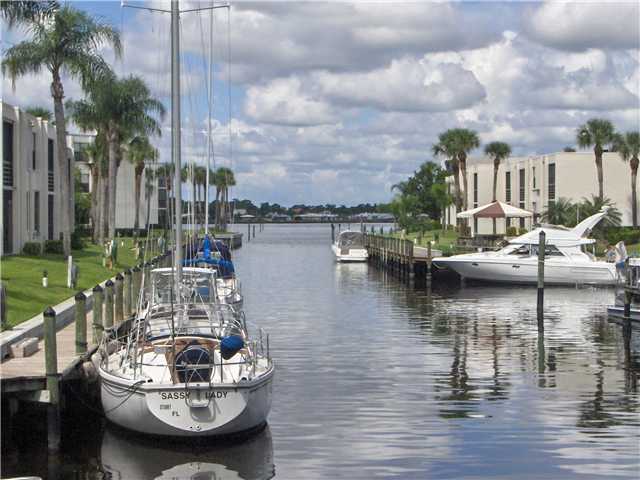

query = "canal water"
(3, 224), (639, 479)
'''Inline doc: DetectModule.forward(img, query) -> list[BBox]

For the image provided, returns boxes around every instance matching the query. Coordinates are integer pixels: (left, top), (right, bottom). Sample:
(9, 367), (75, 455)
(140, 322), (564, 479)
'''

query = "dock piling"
(426, 242), (433, 289)
(124, 269), (132, 316)
(132, 266), (141, 307)
(537, 230), (546, 330)
(74, 292), (87, 355)
(92, 284), (103, 345)
(114, 273), (124, 324)
(104, 280), (114, 329)
(44, 306), (60, 451)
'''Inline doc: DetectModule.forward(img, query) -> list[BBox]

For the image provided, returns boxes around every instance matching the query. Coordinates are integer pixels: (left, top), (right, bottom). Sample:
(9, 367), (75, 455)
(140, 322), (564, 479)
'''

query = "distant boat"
(332, 231), (368, 262)
(433, 210), (618, 285)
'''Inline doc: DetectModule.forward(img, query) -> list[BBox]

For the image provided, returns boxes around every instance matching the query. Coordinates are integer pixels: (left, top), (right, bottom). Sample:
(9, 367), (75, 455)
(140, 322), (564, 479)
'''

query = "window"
(32, 133), (37, 170)
(505, 171), (511, 203)
(532, 166), (536, 189)
(80, 172), (90, 193)
(48, 139), (54, 192)
(473, 173), (478, 207)
(3, 121), (14, 187)
(34, 191), (40, 234)
(48, 195), (54, 240)
(73, 142), (88, 163)
(532, 244), (564, 257)
(548, 163), (556, 203)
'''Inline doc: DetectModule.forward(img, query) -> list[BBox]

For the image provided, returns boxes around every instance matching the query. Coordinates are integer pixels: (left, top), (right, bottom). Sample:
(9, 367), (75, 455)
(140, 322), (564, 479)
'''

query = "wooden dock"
(363, 234), (443, 285)
(0, 252), (171, 451)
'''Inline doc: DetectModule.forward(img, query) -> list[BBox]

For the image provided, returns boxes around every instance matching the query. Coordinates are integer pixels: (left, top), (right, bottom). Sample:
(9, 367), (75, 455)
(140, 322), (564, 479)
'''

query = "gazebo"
(457, 201), (533, 236)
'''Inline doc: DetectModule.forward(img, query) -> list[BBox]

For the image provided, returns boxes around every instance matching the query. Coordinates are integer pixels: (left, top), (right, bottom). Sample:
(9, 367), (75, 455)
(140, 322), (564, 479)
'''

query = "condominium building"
(2, 100), (161, 256)
(2, 101), (75, 255)
(444, 151), (634, 234)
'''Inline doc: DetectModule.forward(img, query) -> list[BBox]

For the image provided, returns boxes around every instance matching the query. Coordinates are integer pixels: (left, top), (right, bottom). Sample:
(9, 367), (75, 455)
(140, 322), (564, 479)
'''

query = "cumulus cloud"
(244, 77), (336, 126)
(314, 57), (485, 112)
(525, 1), (640, 51)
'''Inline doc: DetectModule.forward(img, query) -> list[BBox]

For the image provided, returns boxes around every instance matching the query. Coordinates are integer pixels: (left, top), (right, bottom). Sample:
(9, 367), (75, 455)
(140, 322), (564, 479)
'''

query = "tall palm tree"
(484, 141), (512, 202)
(484, 141), (512, 234)
(579, 195), (622, 229)
(614, 131), (640, 227)
(449, 128), (480, 214)
(83, 135), (106, 243)
(576, 118), (616, 201)
(2, 4), (121, 255)
(433, 133), (461, 220)
(214, 167), (236, 231)
(193, 165), (207, 227)
(128, 136), (157, 236)
(67, 73), (165, 240)
(0, 1), (59, 28)
(144, 166), (156, 233)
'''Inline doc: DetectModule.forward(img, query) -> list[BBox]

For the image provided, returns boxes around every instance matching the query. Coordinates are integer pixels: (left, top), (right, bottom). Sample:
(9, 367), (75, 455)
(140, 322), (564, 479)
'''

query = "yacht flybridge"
(98, 268), (274, 436)
(433, 210), (618, 286)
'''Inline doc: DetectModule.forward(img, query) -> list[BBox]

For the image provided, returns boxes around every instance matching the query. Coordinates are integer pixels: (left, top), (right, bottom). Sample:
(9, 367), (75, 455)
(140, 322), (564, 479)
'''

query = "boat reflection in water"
(100, 424), (274, 480)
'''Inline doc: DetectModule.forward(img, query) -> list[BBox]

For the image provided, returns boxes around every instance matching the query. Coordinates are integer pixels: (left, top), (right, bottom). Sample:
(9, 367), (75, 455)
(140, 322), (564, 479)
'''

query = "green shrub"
(22, 242), (42, 256)
(605, 226), (640, 245)
(506, 226), (518, 236)
(71, 230), (85, 250)
(518, 227), (528, 235)
(44, 240), (64, 254)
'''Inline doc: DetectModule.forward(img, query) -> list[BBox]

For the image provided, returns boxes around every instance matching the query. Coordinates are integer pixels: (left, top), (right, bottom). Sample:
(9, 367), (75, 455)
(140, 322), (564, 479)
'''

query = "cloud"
(525, 1), (640, 51)
(314, 57), (486, 112)
(244, 76), (336, 126)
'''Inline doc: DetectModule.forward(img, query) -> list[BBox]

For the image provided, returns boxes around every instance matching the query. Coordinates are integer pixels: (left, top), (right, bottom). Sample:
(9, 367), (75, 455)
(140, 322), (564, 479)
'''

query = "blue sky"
(2, 1), (639, 206)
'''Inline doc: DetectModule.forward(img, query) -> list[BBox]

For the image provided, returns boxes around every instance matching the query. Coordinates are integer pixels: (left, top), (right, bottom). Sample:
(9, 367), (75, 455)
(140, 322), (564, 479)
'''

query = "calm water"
(4, 224), (640, 479)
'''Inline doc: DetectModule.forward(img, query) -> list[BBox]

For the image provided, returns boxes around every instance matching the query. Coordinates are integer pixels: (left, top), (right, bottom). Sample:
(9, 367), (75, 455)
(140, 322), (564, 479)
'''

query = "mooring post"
(427, 242), (433, 289)
(43, 306), (60, 451)
(74, 292), (87, 355)
(537, 230), (546, 331)
(132, 266), (141, 307)
(104, 280), (114, 329)
(331, 223), (335, 243)
(253, 224), (256, 238)
(92, 284), (104, 345)
(123, 269), (132, 317)
(408, 239), (414, 285)
(114, 273), (124, 324)
(247, 223), (251, 242)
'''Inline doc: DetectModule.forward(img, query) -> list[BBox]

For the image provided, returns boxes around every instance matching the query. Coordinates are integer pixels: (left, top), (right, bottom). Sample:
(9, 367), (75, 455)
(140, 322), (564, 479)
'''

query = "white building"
(2, 100), (161, 256)
(2, 101), (75, 255)
(444, 151), (634, 234)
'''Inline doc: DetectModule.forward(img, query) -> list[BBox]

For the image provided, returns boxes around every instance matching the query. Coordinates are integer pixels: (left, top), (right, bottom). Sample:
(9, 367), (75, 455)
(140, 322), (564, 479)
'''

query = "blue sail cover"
(182, 236), (235, 278)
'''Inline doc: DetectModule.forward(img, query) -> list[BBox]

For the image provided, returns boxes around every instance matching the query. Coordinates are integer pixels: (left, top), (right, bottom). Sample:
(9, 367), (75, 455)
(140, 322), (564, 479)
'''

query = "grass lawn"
(1, 238), (143, 330)
(627, 243), (640, 256)
(389, 229), (459, 250)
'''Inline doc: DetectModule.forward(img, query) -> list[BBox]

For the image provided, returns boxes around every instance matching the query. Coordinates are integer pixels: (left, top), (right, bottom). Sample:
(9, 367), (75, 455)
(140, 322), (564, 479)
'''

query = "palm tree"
(484, 142), (511, 202)
(144, 166), (156, 233)
(449, 128), (480, 214)
(579, 195), (622, 229)
(193, 165), (207, 228)
(128, 136), (157, 236)
(214, 167), (236, 231)
(541, 198), (576, 227)
(614, 131), (640, 226)
(67, 73), (165, 240)
(83, 135), (106, 243)
(484, 141), (512, 234)
(25, 106), (52, 121)
(433, 133), (461, 220)
(576, 118), (616, 201)
(2, 4), (121, 255)
(0, 1), (59, 28)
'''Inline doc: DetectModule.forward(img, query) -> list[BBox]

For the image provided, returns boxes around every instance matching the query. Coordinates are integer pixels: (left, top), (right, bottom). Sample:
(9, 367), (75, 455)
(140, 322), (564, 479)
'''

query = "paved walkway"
(0, 311), (97, 380)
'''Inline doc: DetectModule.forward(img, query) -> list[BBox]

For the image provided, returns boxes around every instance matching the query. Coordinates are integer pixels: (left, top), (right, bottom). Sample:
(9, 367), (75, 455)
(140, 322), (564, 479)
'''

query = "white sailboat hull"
(100, 368), (274, 437)
(434, 256), (617, 286)
(331, 244), (368, 262)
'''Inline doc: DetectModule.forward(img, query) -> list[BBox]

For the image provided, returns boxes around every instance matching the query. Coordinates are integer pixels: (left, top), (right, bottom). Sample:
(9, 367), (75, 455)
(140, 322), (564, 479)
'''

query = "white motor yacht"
(332, 231), (368, 262)
(433, 210), (618, 285)
(97, 267), (274, 437)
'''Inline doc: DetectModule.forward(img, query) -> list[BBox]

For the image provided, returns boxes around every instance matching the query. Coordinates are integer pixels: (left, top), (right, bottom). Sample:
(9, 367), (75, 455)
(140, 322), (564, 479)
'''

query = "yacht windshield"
(338, 232), (364, 248)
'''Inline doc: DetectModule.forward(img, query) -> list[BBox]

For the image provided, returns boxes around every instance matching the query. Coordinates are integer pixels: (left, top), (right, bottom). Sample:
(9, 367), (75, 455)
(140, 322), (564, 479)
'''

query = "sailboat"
(97, 0), (274, 437)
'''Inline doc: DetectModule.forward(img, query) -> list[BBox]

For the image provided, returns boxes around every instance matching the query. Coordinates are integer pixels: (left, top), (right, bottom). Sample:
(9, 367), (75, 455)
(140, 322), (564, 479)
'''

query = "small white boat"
(332, 231), (368, 262)
(433, 210), (618, 286)
(97, 267), (274, 437)
(607, 258), (640, 321)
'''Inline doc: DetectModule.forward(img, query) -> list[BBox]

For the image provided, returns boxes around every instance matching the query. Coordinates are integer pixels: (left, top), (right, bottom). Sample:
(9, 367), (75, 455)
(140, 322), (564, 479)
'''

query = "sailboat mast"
(172, 0), (183, 285)
(205, 8), (213, 235)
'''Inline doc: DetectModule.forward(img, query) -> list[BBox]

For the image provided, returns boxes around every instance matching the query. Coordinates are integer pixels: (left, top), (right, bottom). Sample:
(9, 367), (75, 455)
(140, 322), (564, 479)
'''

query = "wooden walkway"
(0, 311), (97, 381)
